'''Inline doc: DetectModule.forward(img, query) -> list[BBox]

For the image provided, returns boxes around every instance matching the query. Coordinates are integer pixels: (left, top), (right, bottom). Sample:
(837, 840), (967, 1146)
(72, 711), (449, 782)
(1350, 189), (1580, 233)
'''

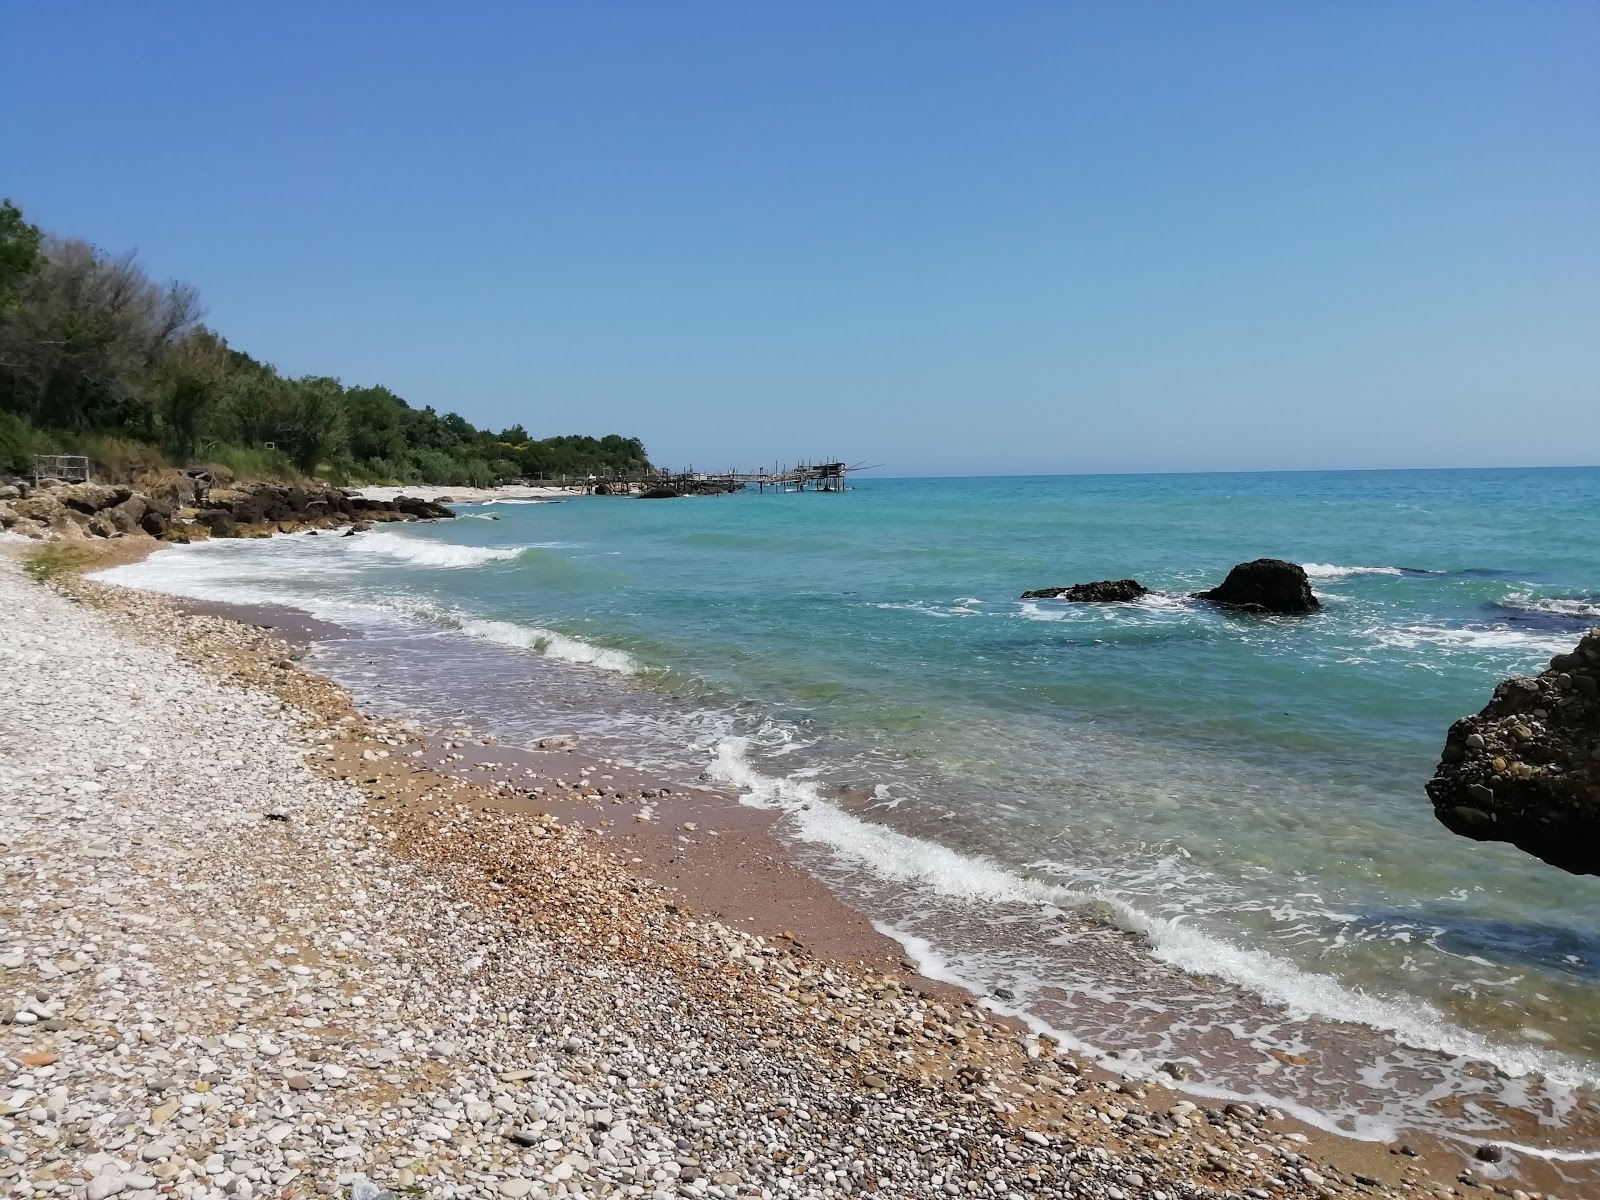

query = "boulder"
(104, 496), (148, 535)
(1021, 579), (1149, 602)
(57, 483), (131, 513)
(1427, 631), (1600, 875)
(1191, 559), (1319, 614)
(13, 495), (66, 524)
(639, 486), (680, 499)
(193, 509), (238, 538)
(139, 499), (173, 537)
(87, 511), (119, 538)
(394, 495), (454, 519)
(50, 510), (89, 540)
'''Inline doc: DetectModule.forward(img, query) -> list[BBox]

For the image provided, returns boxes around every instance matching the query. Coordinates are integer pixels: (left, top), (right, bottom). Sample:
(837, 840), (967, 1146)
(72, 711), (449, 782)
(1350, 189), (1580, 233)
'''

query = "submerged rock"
(1191, 559), (1319, 614)
(1020, 579), (1149, 602)
(1427, 630), (1600, 875)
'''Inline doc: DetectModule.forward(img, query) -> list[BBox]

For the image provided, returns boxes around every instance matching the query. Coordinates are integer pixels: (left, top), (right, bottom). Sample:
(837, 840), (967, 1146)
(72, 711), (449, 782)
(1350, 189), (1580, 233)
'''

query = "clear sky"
(5, 3), (1597, 474)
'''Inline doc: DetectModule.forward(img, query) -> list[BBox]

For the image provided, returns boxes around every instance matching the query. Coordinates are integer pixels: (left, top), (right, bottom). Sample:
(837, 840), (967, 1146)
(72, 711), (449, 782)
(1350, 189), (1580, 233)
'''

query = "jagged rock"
(393, 495), (454, 519)
(50, 510), (90, 540)
(57, 483), (132, 513)
(1427, 631), (1600, 875)
(639, 486), (680, 499)
(193, 509), (238, 538)
(198, 483), (434, 529)
(13, 495), (65, 524)
(1191, 559), (1319, 614)
(139, 499), (173, 537)
(104, 496), (148, 535)
(1021, 579), (1150, 602)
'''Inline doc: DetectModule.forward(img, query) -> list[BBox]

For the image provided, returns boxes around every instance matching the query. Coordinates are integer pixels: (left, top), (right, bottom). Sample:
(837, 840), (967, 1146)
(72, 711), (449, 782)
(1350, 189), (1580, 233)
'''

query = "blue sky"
(5, 3), (1596, 474)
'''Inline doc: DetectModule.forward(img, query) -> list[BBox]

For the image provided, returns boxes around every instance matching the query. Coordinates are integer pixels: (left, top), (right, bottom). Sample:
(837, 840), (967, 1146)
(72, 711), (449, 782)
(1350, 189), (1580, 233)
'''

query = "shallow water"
(99, 468), (1600, 1156)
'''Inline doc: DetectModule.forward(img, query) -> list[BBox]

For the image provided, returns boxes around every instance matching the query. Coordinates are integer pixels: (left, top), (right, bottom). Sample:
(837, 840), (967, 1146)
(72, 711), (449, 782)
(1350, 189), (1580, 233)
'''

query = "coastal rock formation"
(1191, 558), (1319, 614)
(0, 478), (454, 542)
(1021, 579), (1150, 602)
(1427, 631), (1600, 875)
(639, 485), (681, 499)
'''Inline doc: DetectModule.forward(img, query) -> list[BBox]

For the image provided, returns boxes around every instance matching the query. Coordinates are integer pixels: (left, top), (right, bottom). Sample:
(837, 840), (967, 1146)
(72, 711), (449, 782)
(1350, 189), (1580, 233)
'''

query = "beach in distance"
(51, 465), (1595, 1197)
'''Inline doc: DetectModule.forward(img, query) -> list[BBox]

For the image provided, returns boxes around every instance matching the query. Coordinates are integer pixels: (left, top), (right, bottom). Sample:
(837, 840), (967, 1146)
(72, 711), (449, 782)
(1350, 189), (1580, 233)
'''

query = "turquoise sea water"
(102, 468), (1600, 1156)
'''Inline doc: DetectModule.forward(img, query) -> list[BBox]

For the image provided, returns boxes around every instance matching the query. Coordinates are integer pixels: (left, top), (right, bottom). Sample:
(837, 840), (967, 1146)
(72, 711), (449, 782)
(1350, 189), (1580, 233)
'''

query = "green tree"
(0, 238), (201, 432)
(0, 200), (43, 312)
(159, 326), (231, 460)
(287, 376), (346, 473)
(344, 385), (410, 465)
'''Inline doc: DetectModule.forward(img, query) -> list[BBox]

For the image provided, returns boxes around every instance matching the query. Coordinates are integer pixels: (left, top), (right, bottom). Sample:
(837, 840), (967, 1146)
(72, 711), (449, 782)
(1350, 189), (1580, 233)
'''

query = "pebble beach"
(0, 545), (1558, 1200)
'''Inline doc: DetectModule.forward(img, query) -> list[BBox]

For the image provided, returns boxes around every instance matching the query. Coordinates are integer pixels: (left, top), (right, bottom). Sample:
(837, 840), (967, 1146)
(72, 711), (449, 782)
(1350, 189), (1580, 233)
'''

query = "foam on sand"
(706, 734), (1600, 1109)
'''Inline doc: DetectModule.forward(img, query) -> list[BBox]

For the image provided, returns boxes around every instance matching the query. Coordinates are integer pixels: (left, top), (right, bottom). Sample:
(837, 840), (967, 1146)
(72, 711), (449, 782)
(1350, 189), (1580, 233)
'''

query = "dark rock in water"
(639, 486), (681, 499)
(1191, 559), (1319, 614)
(392, 494), (455, 519)
(1021, 579), (1150, 603)
(1427, 629), (1600, 875)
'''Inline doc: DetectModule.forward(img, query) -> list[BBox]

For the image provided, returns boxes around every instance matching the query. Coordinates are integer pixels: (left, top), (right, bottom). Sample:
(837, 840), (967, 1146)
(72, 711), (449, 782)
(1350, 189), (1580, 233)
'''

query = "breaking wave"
(347, 531), (524, 568)
(1493, 594), (1600, 623)
(455, 616), (639, 673)
(1301, 563), (1407, 581)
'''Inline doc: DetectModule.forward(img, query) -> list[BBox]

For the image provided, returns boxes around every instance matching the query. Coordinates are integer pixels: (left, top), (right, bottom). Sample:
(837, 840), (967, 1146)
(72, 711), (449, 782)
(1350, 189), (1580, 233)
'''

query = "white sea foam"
(456, 617), (639, 674)
(346, 530), (524, 568)
(877, 924), (1414, 1142)
(457, 498), (559, 506)
(1370, 623), (1576, 656)
(1301, 563), (1405, 581)
(1499, 593), (1600, 621)
(707, 735), (1600, 1101)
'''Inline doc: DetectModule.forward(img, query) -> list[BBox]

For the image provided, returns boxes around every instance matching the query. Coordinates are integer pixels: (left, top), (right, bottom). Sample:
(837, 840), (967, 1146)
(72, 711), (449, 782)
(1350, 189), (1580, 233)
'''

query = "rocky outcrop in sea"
(1020, 579), (1150, 602)
(1191, 559), (1319, 614)
(1427, 629), (1600, 875)
(0, 479), (453, 542)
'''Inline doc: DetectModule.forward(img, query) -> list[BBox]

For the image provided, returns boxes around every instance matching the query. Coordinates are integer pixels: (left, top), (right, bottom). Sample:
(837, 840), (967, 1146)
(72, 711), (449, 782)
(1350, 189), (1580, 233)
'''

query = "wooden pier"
(526, 460), (874, 497)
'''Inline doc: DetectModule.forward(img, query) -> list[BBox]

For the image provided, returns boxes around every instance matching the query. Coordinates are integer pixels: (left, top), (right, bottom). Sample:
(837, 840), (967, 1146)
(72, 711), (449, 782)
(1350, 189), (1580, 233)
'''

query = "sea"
(97, 468), (1600, 1162)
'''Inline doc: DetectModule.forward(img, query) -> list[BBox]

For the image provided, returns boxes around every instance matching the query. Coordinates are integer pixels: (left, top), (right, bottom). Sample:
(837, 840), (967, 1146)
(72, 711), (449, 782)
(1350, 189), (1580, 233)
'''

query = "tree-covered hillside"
(0, 200), (652, 485)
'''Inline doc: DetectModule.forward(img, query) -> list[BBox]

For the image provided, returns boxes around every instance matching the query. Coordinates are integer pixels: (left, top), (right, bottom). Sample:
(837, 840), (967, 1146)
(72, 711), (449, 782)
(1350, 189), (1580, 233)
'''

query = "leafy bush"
(205, 444), (299, 481)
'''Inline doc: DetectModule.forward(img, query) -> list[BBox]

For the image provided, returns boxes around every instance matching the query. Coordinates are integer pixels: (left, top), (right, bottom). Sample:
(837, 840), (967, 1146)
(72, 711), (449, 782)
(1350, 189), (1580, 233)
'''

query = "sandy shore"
(1, 543), (1564, 1200)
(347, 486), (573, 504)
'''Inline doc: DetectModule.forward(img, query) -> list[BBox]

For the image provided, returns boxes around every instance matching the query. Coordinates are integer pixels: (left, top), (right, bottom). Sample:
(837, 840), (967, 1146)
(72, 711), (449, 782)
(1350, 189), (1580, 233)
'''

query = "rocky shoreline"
(0, 479), (454, 544)
(0, 544), (1574, 1200)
